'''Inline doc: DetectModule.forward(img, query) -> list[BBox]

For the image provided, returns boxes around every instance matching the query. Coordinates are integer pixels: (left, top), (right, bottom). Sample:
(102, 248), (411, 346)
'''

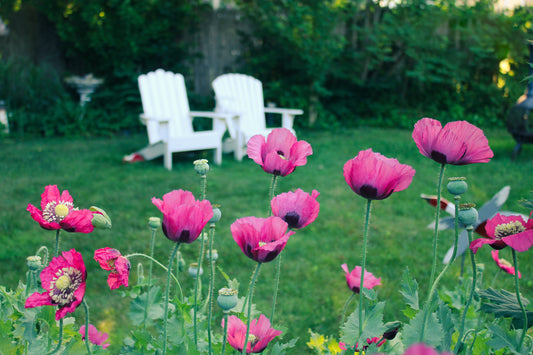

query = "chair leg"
(164, 145), (172, 170)
(214, 146), (222, 165)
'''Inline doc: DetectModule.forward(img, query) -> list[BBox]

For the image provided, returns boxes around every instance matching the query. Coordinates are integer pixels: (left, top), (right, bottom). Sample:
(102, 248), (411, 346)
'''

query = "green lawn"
(1, 127), (532, 353)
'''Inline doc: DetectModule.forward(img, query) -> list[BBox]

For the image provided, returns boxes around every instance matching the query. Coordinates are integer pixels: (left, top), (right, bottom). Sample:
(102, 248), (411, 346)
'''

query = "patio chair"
(135, 69), (236, 170)
(212, 73), (303, 161)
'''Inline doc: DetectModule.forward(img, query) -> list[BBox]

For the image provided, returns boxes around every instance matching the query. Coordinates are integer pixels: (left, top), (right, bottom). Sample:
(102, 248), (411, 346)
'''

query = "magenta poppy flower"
(247, 128), (313, 176)
(25, 249), (87, 320)
(402, 343), (452, 355)
(355, 337), (386, 352)
(492, 250), (521, 278)
(80, 324), (110, 349)
(94, 247), (131, 289)
(222, 314), (282, 353)
(470, 213), (533, 254)
(271, 189), (320, 229)
(343, 149), (415, 200)
(341, 264), (381, 294)
(231, 216), (294, 263)
(412, 118), (493, 165)
(27, 185), (96, 233)
(152, 189), (213, 243)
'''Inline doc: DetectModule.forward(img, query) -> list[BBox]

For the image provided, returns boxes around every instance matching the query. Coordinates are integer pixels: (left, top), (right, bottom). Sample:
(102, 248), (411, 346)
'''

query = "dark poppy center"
(359, 184), (378, 199)
(179, 230), (191, 243)
(283, 212), (300, 229)
(430, 151), (448, 164)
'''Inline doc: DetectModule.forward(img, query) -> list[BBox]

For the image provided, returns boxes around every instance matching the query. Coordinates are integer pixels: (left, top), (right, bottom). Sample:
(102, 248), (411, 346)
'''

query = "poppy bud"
(90, 206), (112, 229)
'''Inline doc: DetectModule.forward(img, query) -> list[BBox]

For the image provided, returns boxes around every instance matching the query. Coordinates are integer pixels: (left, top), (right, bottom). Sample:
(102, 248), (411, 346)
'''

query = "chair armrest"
(139, 113), (170, 125)
(263, 107), (303, 130)
(189, 111), (240, 138)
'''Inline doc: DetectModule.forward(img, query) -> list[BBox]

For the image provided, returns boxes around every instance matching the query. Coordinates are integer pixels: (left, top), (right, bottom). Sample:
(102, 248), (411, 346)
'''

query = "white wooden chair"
(212, 73), (303, 161)
(138, 69), (235, 170)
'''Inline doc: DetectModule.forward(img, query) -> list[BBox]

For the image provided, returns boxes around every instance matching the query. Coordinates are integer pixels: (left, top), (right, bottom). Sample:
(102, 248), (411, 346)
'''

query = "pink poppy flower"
(222, 314), (282, 353)
(247, 128), (313, 176)
(271, 189), (320, 229)
(470, 213), (533, 254)
(343, 149), (415, 200)
(25, 249), (86, 320)
(80, 324), (110, 349)
(152, 189), (213, 243)
(341, 264), (381, 294)
(94, 247), (131, 289)
(492, 250), (521, 278)
(231, 216), (294, 263)
(402, 343), (452, 355)
(412, 118), (493, 165)
(27, 185), (96, 233)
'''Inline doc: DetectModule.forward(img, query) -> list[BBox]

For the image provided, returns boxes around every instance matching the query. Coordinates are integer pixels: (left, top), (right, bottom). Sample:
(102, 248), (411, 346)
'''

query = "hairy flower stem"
(243, 263), (262, 355)
(512, 250), (527, 352)
(54, 230), (61, 257)
(125, 253), (183, 300)
(358, 199), (372, 339)
(420, 195), (460, 343)
(46, 319), (63, 355)
(36, 246), (49, 265)
(82, 299), (93, 355)
(207, 224), (216, 355)
(428, 164), (446, 292)
(162, 243), (181, 355)
(456, 226), (476, 353)
(269, 174), (281, 322)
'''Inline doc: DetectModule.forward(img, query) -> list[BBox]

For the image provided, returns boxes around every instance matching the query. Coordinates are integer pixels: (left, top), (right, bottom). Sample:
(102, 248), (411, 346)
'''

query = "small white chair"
(212, 73), (303, 161)
(138, 69), (235, 170)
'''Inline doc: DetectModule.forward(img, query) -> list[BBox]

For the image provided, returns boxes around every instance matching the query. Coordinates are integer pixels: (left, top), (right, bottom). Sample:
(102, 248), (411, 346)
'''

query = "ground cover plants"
(0, 124), (533, 353)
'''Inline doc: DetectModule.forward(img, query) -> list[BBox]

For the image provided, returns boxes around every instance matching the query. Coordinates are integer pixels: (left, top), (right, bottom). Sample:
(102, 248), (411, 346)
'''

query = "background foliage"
(0, 0), (532, 135)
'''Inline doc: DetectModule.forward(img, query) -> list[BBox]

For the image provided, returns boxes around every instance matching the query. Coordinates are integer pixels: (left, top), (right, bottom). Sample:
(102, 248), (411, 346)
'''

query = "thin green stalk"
(512, 249), (527, 352)
(162, 243), (181, 355)
(358, 199), (372, 339)
(82, 299), (93, 355)
(46, 318), (63, 355)
(125, 253), (183, 300)
(340, 293), (356, 328)
(200, 174), (207, 201)
(148, 226), (157, 287)
(54, 230), (61, 257)
(222, 312), (229, 355)
(456, 226), (476, 353)
(242, 263), (262, 355)
(269, 174), (280, 322)
(490, 269), (502, 288)
(36, 246), (49, 265)
(419, 195), (460, 343)
(428, 164), (446, 291)
(194, 232), (206, 346)
(207, 224), (216, 355)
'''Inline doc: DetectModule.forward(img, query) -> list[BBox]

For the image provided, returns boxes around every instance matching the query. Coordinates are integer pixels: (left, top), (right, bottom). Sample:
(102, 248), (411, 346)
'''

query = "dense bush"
(0, 0), (532, 136)
(236, 0), (533, 129)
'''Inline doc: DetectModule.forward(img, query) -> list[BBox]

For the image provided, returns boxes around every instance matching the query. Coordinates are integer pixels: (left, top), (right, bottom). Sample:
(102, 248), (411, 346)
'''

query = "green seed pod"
(447, 177), (468, 195)
(458, 203), (478, 226)
(217, 287), (238, 311)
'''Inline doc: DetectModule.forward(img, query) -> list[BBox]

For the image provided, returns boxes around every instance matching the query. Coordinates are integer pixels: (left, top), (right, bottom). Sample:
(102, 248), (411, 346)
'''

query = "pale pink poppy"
(343, 149), (415, 200)
(341, 264), (381, 294)
(222, 314), (282, 353)
(152, 189), (213, 243)
(491, 250), (521, 278)
(231, 216), (294, 263)
(271, 189), (320, 229)
(247, 128), (312, 176)
(412, 118), (493, 165)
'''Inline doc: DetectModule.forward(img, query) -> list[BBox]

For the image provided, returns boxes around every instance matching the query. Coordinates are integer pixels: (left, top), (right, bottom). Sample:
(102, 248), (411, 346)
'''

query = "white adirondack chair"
(138, 69), (234, 170)
(212, 73), (303, 161)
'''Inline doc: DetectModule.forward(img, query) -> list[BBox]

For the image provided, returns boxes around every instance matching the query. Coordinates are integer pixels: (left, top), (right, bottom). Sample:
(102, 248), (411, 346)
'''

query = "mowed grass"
(1, 127), (532, 353)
